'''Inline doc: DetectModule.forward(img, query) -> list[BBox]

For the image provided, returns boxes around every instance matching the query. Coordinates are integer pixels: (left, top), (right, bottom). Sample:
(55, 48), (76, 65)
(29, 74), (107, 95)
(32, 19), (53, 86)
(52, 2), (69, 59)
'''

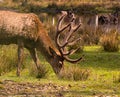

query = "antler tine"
(70, 19), (82, 38)
(56, 35), (68, 50)
(63, 47), (81, 56)
(56, 11), (75, 54)
(61, 16), (83, 63)
(68, 37), (82, 46)
(57, 14), (72, 33)
(55, 19), (71, 49)
(56, 11), (83, 63)
(62, 18), (81, 46)
(73, 22), (82, 33)
(64, 55), (84, 63)
(60, 37), (81, 55)
(57, 20), (76, 48)
(57, 11), (75, 33)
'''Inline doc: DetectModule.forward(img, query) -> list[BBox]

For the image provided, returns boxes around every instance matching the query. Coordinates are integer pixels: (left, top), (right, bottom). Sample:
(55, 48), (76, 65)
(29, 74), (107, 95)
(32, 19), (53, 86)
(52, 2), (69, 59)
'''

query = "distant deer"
(0, 10), (83, 76)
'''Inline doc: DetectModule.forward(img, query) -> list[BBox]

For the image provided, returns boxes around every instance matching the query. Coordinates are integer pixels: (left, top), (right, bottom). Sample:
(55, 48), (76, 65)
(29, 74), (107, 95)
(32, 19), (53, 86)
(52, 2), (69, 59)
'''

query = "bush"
(59, 66), (90, 81)
(100, 30), (119, 52)
(29, 63), (48, 78)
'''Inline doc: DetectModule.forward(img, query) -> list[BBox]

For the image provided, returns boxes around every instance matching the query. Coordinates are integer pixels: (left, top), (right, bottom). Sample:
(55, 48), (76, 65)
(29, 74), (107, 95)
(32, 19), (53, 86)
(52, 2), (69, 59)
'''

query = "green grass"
(0, 45), (120, 96)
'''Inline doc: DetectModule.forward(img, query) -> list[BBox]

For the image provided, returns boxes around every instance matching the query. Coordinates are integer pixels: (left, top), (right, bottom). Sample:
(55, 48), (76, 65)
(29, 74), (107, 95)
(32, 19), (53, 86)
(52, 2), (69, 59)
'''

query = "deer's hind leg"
(17, 41), (24, 77)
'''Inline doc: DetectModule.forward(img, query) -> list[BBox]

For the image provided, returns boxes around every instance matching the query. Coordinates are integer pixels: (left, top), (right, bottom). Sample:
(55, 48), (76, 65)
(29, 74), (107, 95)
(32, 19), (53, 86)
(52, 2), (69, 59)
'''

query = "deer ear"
(49, 47), (57, 56)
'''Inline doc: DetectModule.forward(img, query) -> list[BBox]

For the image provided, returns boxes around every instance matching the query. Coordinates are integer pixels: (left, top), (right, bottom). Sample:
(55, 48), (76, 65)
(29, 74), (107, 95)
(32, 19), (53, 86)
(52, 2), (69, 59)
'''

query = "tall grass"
(0, 45), (17, 75)
(100, 30), (119, 52)
(59, 65), (90, 81)
(80, 26), (104, 45)
(0, 44), (48, 78)
(29, 63), (48, 78)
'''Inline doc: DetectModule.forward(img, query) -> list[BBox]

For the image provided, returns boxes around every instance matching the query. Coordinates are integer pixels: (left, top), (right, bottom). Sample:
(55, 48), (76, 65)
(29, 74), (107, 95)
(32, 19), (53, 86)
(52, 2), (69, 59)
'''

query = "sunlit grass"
(84, 45), (101, 52)
(0, 45), (120, 96)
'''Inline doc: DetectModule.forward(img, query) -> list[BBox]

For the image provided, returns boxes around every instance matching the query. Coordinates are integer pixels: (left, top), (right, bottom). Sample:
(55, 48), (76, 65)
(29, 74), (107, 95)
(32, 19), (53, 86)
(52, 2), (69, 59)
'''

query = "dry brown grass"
(100, 30), (119, 52)
(59, 65), (90, 81)
(1, 0), (120, 14)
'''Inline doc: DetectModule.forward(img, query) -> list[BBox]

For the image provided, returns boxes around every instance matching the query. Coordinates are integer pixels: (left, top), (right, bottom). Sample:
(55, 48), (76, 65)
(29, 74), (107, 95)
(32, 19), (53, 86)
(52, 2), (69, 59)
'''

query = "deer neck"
(36, 32), (60, 63)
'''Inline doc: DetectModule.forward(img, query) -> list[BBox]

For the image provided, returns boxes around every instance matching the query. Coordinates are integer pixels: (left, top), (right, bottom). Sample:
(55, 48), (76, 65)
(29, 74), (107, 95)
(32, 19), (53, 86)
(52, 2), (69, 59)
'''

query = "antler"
(55, 11), (83, 63)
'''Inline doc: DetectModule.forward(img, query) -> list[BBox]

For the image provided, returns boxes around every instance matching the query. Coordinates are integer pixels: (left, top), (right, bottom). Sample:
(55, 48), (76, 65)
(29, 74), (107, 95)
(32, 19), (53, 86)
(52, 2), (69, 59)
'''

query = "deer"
(0, 10), (83, 76)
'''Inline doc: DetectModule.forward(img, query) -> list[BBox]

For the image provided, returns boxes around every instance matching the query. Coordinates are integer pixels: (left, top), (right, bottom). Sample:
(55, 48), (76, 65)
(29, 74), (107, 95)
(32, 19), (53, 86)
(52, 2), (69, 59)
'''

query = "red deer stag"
(0, 10), (83, 76)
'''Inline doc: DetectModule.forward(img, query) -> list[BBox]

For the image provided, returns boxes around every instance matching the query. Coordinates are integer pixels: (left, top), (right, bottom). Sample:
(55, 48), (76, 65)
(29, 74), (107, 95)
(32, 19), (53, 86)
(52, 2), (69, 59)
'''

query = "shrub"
(100, 30), (119, 52)
(29, 63), (48, 78)
(59, 66), (90, 81)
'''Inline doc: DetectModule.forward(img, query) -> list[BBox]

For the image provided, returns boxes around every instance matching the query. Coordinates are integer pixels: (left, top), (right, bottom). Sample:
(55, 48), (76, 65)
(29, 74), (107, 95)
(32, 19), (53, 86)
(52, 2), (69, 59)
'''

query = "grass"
(0, 45), (17, 75)
(81, 46), (120, 70)
(0, 0), (120, 15)
(59, 65), (90, 81)
(100, 30), (119, 52)
(0, 45), (120, 96)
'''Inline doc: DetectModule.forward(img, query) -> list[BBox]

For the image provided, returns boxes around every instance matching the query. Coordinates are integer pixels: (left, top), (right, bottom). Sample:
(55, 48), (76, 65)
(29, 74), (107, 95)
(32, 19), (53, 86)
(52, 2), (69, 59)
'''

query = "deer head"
(49, 11), (83, 75)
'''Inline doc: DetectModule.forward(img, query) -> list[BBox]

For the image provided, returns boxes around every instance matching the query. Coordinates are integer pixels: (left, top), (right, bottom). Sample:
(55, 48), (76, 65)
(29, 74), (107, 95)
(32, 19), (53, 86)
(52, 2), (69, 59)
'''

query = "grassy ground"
(0, 45), (120, 96)
(0, 0), (120, 15)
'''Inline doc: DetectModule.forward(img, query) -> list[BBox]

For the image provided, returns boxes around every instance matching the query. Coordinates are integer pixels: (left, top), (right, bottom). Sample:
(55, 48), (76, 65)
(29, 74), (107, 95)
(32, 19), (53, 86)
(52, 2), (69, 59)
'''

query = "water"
(38, 13), (120, 33)
(38, 13), (120, 46)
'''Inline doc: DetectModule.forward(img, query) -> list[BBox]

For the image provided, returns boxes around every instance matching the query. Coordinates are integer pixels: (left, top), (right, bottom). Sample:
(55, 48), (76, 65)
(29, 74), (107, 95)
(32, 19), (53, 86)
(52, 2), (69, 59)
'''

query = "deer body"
(0, 11), (53, 47)
(0, 10), (61, 76)
(0, 10), (82, 76)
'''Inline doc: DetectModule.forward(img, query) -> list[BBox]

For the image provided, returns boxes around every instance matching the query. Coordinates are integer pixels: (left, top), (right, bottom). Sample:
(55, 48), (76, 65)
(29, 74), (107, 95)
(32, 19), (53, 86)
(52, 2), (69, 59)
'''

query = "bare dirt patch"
(0, 80), (69, 97)
(0, 80), (119, 97)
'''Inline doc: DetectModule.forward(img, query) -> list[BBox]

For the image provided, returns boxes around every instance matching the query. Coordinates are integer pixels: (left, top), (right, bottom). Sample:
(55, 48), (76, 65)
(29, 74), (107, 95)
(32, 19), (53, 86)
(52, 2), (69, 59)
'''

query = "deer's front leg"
(28, 48), (40, 70)
(17, 43), (24, 77)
